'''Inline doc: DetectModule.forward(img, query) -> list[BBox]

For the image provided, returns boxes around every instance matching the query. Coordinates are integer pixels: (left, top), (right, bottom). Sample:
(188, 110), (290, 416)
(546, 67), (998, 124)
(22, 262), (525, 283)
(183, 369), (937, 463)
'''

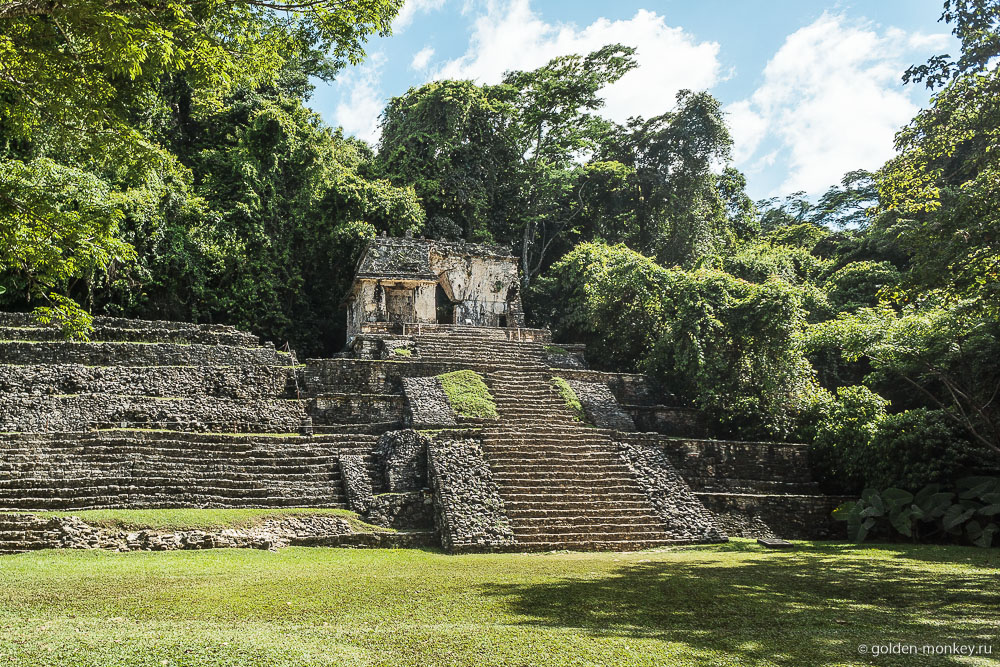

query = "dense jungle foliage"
(1, 0), (998, 501)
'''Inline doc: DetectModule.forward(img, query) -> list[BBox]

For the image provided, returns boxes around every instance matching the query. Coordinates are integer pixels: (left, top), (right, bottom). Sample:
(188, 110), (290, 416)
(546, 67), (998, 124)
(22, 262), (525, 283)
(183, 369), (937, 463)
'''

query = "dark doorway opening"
(435, 284), (455, 324)
(498, 314), (508, 328)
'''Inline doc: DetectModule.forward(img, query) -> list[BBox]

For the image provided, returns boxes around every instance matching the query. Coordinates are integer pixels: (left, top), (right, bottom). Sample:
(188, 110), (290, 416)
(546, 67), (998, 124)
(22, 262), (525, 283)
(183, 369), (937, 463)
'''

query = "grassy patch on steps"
(0, 541), (997, 666)
(551, 376), (587, 423)
(21, 508), (384, 533)
(438, 370), (498, 419)
(543, 343), (569, 355)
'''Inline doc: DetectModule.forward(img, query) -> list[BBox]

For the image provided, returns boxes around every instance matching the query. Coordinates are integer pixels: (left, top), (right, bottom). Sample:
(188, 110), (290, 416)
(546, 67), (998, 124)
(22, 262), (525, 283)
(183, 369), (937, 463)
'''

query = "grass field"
(0, 540), (997, 666)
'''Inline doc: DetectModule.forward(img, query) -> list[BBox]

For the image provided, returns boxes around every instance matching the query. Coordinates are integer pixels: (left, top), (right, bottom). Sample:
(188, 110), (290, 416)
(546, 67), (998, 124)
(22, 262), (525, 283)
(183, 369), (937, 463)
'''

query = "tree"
(0, 0), (402, 336)
(806, 303), (1000, 459)
(535, 241), (820, 440)
(377, 80), (520, 242)
(595, 91), (734, 266)
(878, 0), (1000, 315)
(501, 44), (638, 285)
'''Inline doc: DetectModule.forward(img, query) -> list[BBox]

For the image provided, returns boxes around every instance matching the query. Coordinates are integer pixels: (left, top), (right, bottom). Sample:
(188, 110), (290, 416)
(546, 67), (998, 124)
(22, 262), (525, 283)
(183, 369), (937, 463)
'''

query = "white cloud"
(394, 0), (447, 32)
(728, 13), (949, 194)
(333, 54), (386, 145)
(432, 1), (722, 125)
(411, 46), (435, 71)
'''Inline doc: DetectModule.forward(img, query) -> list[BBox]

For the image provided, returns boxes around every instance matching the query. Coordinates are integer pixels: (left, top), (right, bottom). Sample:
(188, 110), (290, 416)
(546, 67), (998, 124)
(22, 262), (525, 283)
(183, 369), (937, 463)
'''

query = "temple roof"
(352, 236), (516, 282)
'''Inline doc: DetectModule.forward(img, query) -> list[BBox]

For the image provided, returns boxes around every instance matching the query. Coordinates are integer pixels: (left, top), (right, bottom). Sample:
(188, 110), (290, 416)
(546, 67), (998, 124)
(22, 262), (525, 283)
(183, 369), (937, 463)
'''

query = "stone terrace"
(0, 312), (846, 553)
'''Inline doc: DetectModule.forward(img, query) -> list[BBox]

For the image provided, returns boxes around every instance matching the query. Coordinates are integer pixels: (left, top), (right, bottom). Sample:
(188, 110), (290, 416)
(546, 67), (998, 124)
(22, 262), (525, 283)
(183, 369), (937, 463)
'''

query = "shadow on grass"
(480, 543), (1000, 666)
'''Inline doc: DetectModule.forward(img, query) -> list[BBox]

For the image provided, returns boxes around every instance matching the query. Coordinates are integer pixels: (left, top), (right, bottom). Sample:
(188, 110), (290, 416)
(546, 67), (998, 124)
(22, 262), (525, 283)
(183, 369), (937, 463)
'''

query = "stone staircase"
(481, 367), (693, 551)
(0, 431), (379, 510)
(412, 330), (549, 368)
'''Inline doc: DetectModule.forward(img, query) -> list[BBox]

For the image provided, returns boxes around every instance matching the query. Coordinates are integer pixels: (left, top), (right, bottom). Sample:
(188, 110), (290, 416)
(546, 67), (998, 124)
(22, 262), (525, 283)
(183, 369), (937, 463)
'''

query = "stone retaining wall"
(307, 394), (405, 426)
(0, 364), (292, 399)
(552, 369), (662, 406)
(696, 493), (847, 541)
(0, 394), (310, 433)
(0, 341), (288, 367)
(301, 359), (468, 395)
(568, 380), (636, 431)
(627, 433), (817, 493)
(614, 440), (725, 542)
(0, 513), (433, 554)
(426, 436), (514, 552)
(401, 377), (456, 427)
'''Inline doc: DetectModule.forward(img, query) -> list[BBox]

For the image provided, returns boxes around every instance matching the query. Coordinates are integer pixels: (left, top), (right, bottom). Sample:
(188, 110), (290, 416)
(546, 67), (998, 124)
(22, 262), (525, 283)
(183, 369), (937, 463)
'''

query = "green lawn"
(0, 541), (997, 666)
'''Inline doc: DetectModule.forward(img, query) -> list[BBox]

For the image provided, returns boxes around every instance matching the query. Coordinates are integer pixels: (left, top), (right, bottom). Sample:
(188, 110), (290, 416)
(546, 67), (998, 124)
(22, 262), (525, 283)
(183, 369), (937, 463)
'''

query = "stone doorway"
(435, 284), (455, 324)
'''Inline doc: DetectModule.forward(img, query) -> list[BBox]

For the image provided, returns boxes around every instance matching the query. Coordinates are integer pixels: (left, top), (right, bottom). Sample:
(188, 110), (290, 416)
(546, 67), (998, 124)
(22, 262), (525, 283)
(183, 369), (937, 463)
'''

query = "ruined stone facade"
(345, 236), (525, 340)
(0, 237), (847, 554)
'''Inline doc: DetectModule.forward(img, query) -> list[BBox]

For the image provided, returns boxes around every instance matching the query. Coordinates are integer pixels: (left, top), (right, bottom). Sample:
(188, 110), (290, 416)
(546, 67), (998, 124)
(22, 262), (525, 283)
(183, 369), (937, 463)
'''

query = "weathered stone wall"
(307, 394), (404, 427)
(0, 341), (289, 367)
(0, 394), (309, 433)
(628, 406), (706, 437)
(614, 440), (725, 542)
(568, 380), (636, 431)
(0, 512), (432, 554)
(696, 493), (847, 541)
(401, 377), (456, 427)
(426, 436), (515, 552)
(339, 454), (374, 512)
(376, 429), (429, 492)
(301, 359), (468, 395)
(0, 364), (292, 399)
(552, 369), (661, 406)
(628, 434), (818, 493)
(0, 313), (262, 347)
(0, 431), (376, 510)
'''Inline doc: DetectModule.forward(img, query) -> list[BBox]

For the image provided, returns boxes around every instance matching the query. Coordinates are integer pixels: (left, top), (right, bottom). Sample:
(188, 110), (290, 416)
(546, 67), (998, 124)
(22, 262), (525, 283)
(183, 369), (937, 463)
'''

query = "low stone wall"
(629, 434), (817, 493)
(401, 377), (456, 427)
(0, 341), (288, 367)
(0, 364), (292, 399)
(627, 405), (705, 437)
(307, 394), (405, 426)
(0, 513), (433, 554)
(552, 369), (662, 406)
(696, 493), (848, 540)
(0, 394), (310, 433)
(426, 436), (514, 552)
(0, 431), (362, 510)
(568, 380), (636, 431)
(301, 359), (467, 395)
(614, 440), (725, 542)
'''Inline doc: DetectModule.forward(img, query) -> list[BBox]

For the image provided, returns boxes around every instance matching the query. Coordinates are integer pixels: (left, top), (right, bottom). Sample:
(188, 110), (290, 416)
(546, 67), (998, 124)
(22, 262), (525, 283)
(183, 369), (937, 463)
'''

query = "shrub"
(437, 370), (498, 419)
(551, 377), (586, 422)
(834, 477), (1000, 547)
(864, 409), (983, 490)
(809, 385), (888, 494)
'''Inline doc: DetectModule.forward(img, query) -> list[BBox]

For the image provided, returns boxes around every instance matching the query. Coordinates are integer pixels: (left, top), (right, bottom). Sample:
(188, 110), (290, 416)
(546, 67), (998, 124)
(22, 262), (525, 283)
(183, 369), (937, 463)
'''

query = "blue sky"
(309, 0), (957, 200)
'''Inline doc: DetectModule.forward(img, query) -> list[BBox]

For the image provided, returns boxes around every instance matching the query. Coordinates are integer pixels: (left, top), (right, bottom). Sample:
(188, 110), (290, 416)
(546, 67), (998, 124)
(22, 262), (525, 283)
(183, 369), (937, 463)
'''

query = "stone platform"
(0, 313), (845, 553)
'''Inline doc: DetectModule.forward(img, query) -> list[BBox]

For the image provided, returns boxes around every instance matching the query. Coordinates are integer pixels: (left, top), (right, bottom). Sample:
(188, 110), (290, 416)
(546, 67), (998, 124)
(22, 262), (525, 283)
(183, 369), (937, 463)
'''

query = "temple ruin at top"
(345, 235), (525, 339)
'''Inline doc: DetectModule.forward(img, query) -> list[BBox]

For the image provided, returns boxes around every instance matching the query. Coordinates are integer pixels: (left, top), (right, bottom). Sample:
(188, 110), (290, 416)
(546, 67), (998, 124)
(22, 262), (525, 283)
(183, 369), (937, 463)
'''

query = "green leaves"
(834, 477), (1000, 547)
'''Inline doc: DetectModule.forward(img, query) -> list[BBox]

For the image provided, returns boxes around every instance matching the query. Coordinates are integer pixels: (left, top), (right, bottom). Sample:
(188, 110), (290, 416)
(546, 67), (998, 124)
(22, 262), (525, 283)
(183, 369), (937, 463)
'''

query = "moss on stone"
(392, 347), (412, 357)
(437, 370), (498, 419)
(543, 344), (569, 356)
(552, 376), (587, 423)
